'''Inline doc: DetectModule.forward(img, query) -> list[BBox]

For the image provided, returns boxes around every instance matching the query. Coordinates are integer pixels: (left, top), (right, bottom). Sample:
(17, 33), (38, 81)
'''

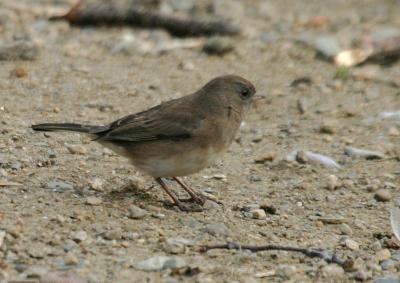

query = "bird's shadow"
(105, 183), (158, 202)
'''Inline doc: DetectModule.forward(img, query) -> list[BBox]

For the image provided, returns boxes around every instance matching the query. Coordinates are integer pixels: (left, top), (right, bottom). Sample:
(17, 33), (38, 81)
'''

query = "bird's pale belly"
(131, 147), (221, 178)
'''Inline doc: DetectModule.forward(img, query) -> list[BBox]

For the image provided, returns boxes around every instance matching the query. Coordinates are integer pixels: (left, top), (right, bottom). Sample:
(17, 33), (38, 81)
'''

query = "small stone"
(388, 127), (400, 137)
(64, 252), (79, 265)
(275, 265), (297, 279)
(0, 230), (5, 248)
(375, 189), (392, 202)
(344, 238), (360, 250)
(339, 224), (353, 235)
(212, 174), (227, 180)
(202, 37), (234, 56)
(128, 205), (148, 219)
(380, 259), (395, 270)
(85, 196), (102, 206)
(321, 264), (344, 278)
(327, 174), (339, 190)
(375, 249), (391, 262)
(319, 216), (348, 224)
(254, 152), (276, 163)
(135, 256), (187, 271)
(89, 178), (103, 191)
(205, 223), (231, 237)
(71, 230), (87, 242)
(11, 67), (28, 78)
(252, 209), (267, 220)
(371, 240), (382, 251)
(47, 181), (74, 192)
(320, 120), (337, 134)
(126, 177), (145, 191)
(374, 277), (400, 283)
(0, 40), (39, 61)
(40, 272), (87, 283)
(353, 270), (371, 281)
(67, 145), (87, 155)
(25, 266), (49, 278)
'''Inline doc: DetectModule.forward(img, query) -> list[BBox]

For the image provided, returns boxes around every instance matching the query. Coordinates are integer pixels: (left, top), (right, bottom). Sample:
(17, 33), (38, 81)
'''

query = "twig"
(200, 242), (353, 268)
(50, 2), (240, 37)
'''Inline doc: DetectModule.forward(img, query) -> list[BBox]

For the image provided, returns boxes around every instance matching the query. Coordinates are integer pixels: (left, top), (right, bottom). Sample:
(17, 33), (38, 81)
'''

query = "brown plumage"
(32, 75), (256, 211)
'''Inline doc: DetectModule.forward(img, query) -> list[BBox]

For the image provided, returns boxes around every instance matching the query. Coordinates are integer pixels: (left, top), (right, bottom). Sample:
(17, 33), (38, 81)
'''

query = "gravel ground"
(1, 0), (400, 282)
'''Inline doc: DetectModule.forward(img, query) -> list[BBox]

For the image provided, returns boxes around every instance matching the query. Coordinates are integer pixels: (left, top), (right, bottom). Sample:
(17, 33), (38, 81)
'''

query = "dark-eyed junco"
(32, 75), (256, 211)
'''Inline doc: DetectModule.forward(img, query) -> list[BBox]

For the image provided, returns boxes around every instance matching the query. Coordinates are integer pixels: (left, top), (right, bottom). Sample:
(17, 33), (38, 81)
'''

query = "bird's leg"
(173, 177), (206, 205)
(155, 178), (202, 212)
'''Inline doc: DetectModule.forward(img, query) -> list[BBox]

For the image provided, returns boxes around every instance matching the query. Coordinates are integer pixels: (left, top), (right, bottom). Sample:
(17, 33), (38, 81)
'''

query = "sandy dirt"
(1, 0), (400, 282)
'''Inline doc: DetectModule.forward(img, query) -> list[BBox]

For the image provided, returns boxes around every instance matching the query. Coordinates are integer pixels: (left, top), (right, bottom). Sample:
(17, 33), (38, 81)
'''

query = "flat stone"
(321, 264), (344, 278)
(135, 256), (187, 271)
(344, 238), (360, 250)
(85, 196), (103, 206)
(376, 249), (391, 262)
(128, 205), (148, 219)
(375, 189), (392, 202)
(47, 181), (74, 193)
(205, 223), (231, 237)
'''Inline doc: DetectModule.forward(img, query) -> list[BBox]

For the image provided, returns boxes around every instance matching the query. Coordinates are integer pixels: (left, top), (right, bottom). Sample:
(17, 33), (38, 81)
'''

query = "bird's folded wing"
(94, 101), (203, 143)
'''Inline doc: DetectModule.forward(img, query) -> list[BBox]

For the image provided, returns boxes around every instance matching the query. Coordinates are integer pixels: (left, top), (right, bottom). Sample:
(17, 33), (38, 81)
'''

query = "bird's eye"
(240, 88), (250, 98)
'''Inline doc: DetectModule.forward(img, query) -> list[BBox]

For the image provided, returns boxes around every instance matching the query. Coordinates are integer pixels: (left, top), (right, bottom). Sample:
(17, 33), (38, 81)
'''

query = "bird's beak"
(253, 94), (267, 101)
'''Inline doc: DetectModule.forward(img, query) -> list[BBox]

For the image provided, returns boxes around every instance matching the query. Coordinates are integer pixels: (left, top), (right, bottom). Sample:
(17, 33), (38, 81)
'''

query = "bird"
(32, 75), (256, 211)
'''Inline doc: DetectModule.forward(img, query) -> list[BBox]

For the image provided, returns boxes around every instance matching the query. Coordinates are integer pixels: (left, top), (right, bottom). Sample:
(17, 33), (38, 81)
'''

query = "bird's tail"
(32, 123), (105, 133)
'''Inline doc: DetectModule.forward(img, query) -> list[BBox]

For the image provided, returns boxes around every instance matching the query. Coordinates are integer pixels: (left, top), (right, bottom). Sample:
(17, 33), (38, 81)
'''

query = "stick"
(50, 2), (240, 37)
(200, 242), (353, 268)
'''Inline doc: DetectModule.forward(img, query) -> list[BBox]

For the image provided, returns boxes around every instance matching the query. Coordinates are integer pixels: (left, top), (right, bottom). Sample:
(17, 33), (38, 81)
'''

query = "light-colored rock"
(135, 256), (187, 271)
(344, 238), (360, 250)
(252, 209), (267, 220)
(375, 249), (391, 262)
(85, 196), (102, 206)
(321, 264), (345, 278)
(128, 205), (148, 219)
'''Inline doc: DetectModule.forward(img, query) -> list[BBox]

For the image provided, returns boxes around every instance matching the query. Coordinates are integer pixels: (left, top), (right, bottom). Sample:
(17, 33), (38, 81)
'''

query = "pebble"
(0, 230), (5, 248)
(344, 146), (386, 160)
(71, 230), (87, 243)
(205, 223), (231, 237)
(320, 120), (337, 134)
(319, 216), (348, 224)
(380, 259), (395, 270)
(202, 37), (234, 55)
(135, 256), (187, 271)
(11, 67), (28, 78)
(327, 174), (339, 190)
(321, 264), (344, 278)
(128, 205), (148, 219)
(252, 209), (267, 220)
(375, 189), (392, 202)
(353, 270), (371, 281)
(388, 127), (400, 137)
(64, 252), (79, 265)
(374, 277), (400, 283)
(344, 238), (360, 250)
(89, 178), (104, 191)
(67, 145), (87, 155)
(25, 265), (49, 278)
(47, 181), (74, 193)
(126, 177), (145, 191)
(85, 196), (102, 206)
(371, 240), (382, 251)
(40, 272), (87, 283)
(339, 223), (353, 235)
(254, 152), (276, 163)
(0, 40), (39, 61)
(375, 249), (391, 262)
(275, 265), (297, 279)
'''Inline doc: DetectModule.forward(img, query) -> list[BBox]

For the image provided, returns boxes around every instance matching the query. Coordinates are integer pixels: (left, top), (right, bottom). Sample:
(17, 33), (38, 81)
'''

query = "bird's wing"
(94, 98), (204, 143)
